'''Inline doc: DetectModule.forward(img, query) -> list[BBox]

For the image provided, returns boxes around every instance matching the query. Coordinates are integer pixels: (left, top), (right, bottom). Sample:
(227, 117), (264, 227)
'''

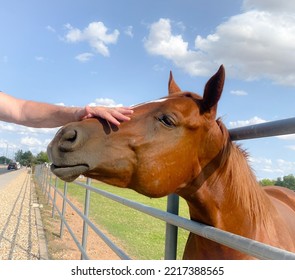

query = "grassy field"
(55, 177), (190, 260)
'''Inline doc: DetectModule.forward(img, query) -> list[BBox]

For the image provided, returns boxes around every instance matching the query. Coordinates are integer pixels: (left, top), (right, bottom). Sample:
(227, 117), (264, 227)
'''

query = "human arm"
(0, 91), (133, 128)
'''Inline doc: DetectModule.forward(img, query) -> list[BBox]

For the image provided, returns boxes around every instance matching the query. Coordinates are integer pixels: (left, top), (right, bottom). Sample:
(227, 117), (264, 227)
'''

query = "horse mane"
(216, 119), (272, 227)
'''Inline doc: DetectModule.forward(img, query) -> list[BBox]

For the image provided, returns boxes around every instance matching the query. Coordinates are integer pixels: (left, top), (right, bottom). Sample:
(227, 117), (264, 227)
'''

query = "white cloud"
(75, 52), (94, 62)
(229, 116), (267, 128)
(21, 136), (42, 147)
(35, 56), (45, 61)
(20, 136), (53, 154)
(277, 134), (295, 140)
(46, 25), (56, 33)
(54, 102), (65, 106)
(276, 159), (295, 174)
(0, 125), (57, 157)
(124, 26), (134, 38)
(88, 98), (122, 107)
(0, 139), (18, 150)
(230, 90), (248, 96)
(0, 121), (58, 136)
(196, 10), (295, 85)
(64, 22), (119, 57)
(243, 0), (295, 13)
(144, 19), (187, 58)
(249, 156), (295, 178)
(0, 122), (17, 132)
(144, 18), (208, 76)
(0, 139), (9, 149)
(144, 5), (295, 86)
(249, 156), (272, 166)
(153, 64), (165, 72)
(286, 145), (295, 151)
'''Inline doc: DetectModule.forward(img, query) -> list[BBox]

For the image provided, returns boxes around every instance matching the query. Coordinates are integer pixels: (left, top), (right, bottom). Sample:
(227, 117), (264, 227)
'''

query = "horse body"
(47, 66), (295, 259)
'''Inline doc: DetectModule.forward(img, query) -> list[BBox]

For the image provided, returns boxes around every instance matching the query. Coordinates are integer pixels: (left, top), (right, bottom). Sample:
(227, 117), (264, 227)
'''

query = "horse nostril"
(58, 129), (79, 152)
(62, 129), (77, 143)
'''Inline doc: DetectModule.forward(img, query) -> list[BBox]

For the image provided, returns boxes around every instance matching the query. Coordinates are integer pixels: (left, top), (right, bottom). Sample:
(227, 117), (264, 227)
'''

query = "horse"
(47, 66), (295, 259)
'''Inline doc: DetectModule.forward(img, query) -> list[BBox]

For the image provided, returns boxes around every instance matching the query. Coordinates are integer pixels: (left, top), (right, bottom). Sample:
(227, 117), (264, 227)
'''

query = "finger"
(115, 107), (134, 115)
(109, 110), (132, 121)
(81, 113), (93, 120)
(103, 113), (121, 126)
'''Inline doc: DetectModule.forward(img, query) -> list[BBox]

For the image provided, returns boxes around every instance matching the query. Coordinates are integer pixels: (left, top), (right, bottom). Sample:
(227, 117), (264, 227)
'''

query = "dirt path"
(0, 169), (44, 259)
(0, 167), (123, 260)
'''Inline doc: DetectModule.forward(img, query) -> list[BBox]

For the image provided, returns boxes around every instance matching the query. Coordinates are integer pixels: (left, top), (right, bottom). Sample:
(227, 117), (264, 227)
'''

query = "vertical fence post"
(41, 165), (46, 194)
(60, 181), (68, 238)
(51, 177), (58, 218)
(164, 194), (179, 260)
(81, 178), (91, 260)
(46, 170), (52, 204)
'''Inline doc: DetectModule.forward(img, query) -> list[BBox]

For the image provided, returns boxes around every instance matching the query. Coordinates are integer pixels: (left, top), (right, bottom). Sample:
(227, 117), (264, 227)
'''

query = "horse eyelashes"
(157, 115), (176, 127)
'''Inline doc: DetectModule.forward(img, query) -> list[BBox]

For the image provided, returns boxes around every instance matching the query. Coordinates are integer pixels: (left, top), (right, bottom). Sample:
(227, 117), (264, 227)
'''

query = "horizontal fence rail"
(229, 116), (295, 140)
(34, 116), (295, 260)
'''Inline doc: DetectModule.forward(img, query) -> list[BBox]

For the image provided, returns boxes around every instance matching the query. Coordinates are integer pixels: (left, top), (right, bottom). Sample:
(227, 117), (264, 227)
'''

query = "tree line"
(260, 174), (295, 191)
(0, 149), (49, 166)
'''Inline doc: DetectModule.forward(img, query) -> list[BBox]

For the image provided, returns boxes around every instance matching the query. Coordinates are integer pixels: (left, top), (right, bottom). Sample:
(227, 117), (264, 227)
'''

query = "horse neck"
(180, 138), (272, 235)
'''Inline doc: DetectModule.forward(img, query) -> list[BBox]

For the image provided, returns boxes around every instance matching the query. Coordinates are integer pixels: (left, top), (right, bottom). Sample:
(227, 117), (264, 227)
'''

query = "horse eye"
(158, 115), (176, 127)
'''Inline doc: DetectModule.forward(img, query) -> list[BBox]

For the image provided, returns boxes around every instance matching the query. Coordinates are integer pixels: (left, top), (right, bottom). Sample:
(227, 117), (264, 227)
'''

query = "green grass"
(54, 177), (190, 260)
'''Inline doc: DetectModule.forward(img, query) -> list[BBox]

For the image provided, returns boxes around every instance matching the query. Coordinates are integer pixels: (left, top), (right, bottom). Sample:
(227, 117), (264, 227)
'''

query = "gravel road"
(0, 167), (48, 260)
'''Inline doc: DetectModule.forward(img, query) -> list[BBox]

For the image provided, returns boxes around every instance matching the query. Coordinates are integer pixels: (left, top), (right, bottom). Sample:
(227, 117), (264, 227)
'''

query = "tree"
(260, 174), (295, 191)
(35, 151), (49, 164)
(275, 177), (283, 187)
(15, 150), (24, 163)
(14, 149), (34, 166)
(0, 156), (11, 164)
(14, 149), (49, 166)
(282, 174), (295, 190)
(260, 178), (275, 186)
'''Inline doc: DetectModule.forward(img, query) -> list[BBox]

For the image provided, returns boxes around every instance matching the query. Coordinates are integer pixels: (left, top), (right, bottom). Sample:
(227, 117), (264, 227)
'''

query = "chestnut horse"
(47, 66), (295, 259)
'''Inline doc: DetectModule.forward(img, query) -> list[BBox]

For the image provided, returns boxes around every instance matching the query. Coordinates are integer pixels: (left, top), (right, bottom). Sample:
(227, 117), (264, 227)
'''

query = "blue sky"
(1, 0), (295, 179)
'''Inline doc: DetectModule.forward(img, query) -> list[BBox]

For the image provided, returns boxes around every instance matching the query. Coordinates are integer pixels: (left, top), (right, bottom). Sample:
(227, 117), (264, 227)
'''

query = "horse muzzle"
(50, 163), (89, 182)
(47, 122), (93, 181)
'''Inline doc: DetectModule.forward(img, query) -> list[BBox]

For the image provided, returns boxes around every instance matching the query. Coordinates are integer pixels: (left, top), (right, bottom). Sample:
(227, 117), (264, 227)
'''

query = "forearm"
(19, 100), (83, 128)
(0, 91), (133, 128)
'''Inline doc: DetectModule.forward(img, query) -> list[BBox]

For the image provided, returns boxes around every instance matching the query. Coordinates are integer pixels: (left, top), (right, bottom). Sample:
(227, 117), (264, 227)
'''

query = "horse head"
(47, 66), (226, 198)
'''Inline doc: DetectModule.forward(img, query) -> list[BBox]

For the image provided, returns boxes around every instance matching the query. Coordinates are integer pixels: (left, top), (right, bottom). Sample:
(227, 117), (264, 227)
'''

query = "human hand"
(81, 105), (133, 126)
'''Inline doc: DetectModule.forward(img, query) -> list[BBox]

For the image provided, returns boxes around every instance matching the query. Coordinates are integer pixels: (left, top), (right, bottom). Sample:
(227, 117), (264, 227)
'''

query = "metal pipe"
(81, 178), (91, 260)
(51, 177), (58, 218)
(229, 117), (295, 141)
(60, 182), (68, 238)
(164, 194), (179, 260)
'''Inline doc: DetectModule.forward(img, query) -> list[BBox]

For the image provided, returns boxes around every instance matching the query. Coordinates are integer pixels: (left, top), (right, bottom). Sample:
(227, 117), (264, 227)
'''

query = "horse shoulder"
(264, 186), (295, 248)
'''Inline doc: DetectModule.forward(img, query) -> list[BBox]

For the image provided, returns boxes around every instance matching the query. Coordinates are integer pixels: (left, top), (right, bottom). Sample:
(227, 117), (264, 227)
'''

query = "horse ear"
(202, 65), (225, 115)
(168, 71), (182, 95)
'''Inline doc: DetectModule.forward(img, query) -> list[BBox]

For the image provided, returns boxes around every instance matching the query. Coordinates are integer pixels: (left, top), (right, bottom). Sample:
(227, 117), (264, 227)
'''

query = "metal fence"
(34, 116), (295, 260)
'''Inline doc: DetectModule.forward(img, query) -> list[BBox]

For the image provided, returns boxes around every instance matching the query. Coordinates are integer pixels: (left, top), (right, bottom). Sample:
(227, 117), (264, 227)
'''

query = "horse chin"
(50, 164), (89, 182)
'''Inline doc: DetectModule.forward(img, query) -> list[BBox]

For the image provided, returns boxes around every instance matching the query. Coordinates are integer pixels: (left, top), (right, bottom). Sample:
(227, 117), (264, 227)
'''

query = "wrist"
(73, 107), (86, 121)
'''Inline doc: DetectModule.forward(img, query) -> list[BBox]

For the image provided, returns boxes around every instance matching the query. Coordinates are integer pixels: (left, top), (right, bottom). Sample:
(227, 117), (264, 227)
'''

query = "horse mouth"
(50, 164), (89, 182)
